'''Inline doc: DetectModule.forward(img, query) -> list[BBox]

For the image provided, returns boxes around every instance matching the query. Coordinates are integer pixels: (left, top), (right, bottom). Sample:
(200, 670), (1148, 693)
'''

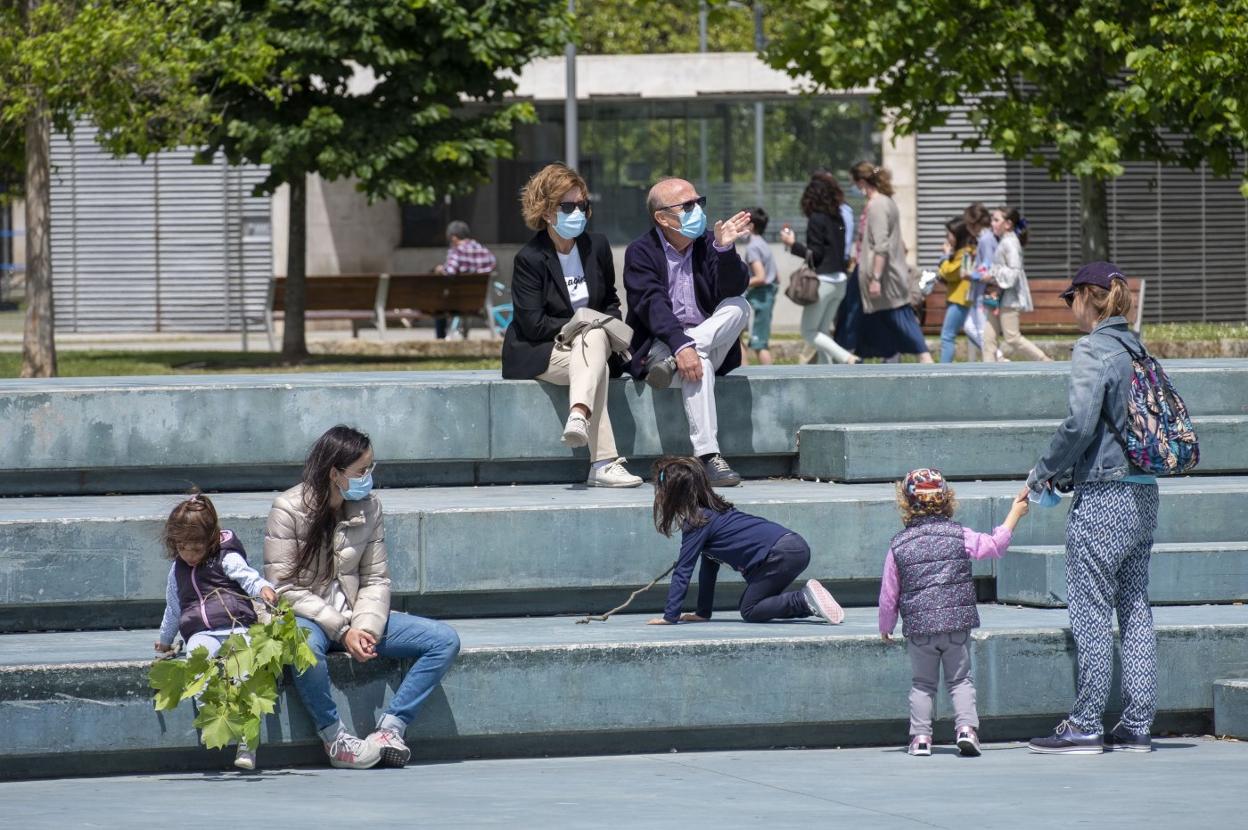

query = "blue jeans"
(293, 612), (460, 733)
(940, 303), (972, 363)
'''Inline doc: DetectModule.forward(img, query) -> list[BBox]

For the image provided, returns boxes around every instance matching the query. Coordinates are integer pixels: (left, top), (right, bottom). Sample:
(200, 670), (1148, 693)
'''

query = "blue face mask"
(677, 204), (707, 239)
(553, 208), (587, 240)
(339, 470), (373, 501)
(1028, 486), (1061, 508)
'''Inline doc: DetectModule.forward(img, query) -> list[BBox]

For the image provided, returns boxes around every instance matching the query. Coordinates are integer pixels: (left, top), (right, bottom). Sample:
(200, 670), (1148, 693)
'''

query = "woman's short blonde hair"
(520, 163), (590, 231)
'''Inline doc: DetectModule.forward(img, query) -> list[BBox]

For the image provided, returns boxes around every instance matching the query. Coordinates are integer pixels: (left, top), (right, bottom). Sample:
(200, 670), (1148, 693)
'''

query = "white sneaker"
(587, 457), (642, 488)
(367, 728), (412, 768)
(561, 411), (590, 448)
(324, 730), (381, 769)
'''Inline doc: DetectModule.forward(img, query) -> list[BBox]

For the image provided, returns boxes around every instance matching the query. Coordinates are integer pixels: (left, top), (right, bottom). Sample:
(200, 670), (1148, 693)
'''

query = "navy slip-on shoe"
(1028, 720), (1104, 755)
(1105, 723), (1153, 753)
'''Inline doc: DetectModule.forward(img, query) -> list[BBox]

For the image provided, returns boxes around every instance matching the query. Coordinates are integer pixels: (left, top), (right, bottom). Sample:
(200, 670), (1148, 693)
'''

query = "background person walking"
(780, 174), (859, 364)
(981, 206), (1050, 363)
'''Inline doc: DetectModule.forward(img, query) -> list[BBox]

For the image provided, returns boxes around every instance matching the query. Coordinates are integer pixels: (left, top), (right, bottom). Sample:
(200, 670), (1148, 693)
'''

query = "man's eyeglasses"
(657, 195), (707, 214)
(557, 200), (590, 214)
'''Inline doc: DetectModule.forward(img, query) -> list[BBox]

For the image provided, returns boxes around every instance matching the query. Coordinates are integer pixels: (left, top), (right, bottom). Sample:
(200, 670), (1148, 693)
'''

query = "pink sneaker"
(368, 728), (411, 768)
(801, 579), (845, 624)
(323, 731), (380, 769)
(908, 735), (932, 756)
(956, 726), (981, 757)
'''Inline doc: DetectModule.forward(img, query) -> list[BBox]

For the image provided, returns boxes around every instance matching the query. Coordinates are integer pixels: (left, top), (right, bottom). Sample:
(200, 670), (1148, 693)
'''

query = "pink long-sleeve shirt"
(878, 525), (1013, 636)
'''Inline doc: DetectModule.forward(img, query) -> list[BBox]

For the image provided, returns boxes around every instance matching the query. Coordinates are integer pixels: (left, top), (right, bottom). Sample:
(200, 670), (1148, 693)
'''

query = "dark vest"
(890, 517), (979, 637)
(174, 529), (257, 641)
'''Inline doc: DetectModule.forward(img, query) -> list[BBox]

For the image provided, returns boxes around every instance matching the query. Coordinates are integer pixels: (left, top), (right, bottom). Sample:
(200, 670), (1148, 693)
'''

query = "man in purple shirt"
(623, 177), (752, 487)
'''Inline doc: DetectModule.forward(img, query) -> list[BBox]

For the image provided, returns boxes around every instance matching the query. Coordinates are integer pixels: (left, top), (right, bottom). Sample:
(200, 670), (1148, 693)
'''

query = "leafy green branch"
(149, 599), (315, 751)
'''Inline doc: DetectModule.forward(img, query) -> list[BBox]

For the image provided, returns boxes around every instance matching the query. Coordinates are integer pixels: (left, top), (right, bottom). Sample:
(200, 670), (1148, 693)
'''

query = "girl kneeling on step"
(154, 493), (277, 771)
(879, 468), (1029, 758)
(647, 456), (844, 626)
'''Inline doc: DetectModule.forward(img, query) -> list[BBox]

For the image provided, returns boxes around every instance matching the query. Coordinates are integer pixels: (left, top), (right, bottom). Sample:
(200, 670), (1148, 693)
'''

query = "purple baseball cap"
(1060, 261), (1127, 303)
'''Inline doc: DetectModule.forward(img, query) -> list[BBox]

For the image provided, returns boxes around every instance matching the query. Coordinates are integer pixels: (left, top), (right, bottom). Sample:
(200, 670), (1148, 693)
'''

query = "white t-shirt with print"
(558, 246), (589, 311)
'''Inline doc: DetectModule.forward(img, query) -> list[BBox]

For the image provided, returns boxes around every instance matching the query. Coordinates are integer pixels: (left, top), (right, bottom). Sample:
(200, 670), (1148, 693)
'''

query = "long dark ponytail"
(290, 425), (372, 583)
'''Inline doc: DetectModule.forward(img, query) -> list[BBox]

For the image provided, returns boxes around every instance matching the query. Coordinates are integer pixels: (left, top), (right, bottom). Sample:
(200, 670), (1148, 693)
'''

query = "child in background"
(155, 493), (277, 770)
(936, 219), (978, 363)
(647, 456), (844, 626)
(742, 207), (779, 366)
(879, 469), (1029, 757)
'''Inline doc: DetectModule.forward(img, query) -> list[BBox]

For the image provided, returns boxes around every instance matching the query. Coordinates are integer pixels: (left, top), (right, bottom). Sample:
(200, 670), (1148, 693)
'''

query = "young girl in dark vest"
(154, 493), (277, 770)
(647, 456), (844, 626)
(879, 469), (1029, 757)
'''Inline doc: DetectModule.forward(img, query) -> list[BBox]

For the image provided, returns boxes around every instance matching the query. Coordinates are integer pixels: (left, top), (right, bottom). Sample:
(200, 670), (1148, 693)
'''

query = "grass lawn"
(0, 351), (501, 378)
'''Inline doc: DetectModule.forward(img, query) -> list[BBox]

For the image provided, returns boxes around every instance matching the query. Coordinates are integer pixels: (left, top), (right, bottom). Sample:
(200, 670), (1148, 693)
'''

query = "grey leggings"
(907, 629), (978, 736)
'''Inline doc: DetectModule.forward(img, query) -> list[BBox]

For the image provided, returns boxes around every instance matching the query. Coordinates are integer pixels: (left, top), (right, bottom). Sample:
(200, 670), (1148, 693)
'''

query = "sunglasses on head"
(658, 195), (707, 214)
(557, 200), (590, 214)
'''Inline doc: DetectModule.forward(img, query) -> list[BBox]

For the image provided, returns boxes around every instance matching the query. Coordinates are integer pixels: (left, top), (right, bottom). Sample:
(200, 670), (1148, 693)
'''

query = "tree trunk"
(1079, 175), (1111, 264)
(20, 99), (56, 378)
(281, 174), (308, 362)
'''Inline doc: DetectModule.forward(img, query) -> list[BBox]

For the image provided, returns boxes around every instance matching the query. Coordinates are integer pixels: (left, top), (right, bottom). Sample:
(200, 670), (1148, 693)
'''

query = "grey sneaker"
(233, 741), (256, 771)
(561, 411), (590, 448)
(367, 728), (412, 768)
(644, 342), (676, 390)
(703, 454), (741, 487)
(801, 579), (845, 624)
(1105, 723), (1152, 753)
(324, 730), (381, 769)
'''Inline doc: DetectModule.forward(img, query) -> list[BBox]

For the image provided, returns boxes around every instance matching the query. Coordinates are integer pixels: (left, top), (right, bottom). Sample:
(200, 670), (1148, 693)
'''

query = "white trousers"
(670, 296), (750, 456)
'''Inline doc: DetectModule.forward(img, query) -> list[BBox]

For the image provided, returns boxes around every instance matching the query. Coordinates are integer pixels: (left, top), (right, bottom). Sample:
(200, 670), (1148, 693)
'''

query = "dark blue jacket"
(663, 508), (790, 622)
(622, 227), (749, 379)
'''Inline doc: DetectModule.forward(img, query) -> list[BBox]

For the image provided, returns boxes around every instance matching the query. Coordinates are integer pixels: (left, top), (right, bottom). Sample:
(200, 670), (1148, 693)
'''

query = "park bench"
(921, 276), (1145, 335)
(253, 271), (497, 351)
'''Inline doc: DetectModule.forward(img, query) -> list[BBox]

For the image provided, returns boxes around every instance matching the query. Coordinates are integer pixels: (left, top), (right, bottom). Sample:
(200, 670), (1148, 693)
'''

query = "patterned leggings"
(1065, 481), (1160, 735)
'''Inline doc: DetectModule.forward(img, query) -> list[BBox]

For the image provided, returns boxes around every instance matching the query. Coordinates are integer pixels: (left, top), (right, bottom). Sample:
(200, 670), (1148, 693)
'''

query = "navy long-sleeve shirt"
(663, 508), (792, 622)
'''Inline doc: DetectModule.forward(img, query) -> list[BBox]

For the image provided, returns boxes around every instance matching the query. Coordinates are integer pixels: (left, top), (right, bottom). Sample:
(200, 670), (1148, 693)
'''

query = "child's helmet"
(902, 468), (948, 505)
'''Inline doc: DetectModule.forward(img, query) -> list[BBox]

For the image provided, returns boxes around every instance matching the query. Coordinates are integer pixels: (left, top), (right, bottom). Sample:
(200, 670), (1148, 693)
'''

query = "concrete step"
(996, 543), (1248, 607)
(2, 604), (1245, 779)
(7, 360), (1248, 496)
(1213, 680), (1248, 738)
(3, 477), (1247, 633)
(798, 416), (1245, 482)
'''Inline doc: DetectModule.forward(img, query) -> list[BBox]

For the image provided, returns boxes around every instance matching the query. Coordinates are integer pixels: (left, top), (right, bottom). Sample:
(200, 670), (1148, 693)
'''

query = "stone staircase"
(2, 362), (1246, 778)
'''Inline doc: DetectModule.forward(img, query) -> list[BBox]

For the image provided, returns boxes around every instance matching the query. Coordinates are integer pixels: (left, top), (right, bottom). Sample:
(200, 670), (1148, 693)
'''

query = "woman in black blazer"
(501, 163), (641, 488)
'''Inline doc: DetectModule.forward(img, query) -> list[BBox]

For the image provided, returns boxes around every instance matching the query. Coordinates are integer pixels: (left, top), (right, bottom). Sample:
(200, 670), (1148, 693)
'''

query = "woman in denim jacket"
(1022, 262), (1158, 756)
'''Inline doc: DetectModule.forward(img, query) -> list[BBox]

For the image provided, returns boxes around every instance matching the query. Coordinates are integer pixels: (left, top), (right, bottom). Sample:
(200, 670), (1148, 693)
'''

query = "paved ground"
(2, 739), (1242, 828)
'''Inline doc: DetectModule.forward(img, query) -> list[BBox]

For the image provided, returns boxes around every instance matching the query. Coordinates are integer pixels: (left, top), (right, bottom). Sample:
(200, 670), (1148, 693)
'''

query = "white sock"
(377, 713), (406, 735)
(591, 458), (616, 471)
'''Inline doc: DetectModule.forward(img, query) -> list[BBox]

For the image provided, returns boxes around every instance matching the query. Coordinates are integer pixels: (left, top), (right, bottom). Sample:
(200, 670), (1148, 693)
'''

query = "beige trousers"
(537, 327), (618, 462)
(982, 308), (1049, 362)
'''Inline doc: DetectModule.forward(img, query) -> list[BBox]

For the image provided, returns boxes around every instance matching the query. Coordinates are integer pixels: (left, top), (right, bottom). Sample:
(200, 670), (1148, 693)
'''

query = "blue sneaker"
(1104, 723), (1152, 753)
(1028, 720), (1104, 755)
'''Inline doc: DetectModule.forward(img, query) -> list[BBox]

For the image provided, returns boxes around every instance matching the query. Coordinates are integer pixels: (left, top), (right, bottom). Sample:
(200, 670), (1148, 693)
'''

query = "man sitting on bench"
(434, 220), (497, 339)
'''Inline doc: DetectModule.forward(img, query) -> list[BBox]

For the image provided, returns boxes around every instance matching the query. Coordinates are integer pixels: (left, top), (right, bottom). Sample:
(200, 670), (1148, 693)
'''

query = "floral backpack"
(1104, 335), (1200, 475)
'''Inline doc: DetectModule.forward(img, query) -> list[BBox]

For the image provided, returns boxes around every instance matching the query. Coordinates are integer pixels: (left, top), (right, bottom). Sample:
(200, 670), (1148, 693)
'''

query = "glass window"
(401, 95), (879, 247)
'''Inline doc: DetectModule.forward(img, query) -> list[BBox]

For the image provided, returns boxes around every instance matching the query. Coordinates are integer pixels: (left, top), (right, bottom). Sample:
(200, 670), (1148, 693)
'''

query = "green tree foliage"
(116, 0), (571, 362)
(765, 0), (1248, 260)
(150, 600), (315, 752)
(0, 0), (272, 376)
